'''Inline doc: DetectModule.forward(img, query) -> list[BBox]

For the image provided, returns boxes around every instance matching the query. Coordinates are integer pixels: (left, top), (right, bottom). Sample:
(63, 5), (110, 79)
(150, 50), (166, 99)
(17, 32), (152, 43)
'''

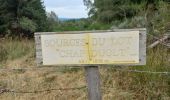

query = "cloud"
(44, 0), (82, 7)
(44, 0), (88, 18)
(45, 5), (88, 18)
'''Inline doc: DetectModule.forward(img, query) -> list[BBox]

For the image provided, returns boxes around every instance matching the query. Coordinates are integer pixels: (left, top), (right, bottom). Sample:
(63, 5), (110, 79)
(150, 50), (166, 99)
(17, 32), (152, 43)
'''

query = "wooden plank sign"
(35, 29), (146, 66)
(35, 29), (146, 100)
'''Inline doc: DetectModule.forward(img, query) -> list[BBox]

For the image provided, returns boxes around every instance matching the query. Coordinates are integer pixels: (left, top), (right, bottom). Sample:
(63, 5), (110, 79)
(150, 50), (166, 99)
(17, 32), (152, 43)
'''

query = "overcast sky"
(43, 0), (88, 18)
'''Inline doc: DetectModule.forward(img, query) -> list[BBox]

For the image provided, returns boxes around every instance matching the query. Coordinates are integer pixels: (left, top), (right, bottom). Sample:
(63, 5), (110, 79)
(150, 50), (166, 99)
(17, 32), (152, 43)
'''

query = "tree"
(84, 0), (169, 34)
(46, 11), (59, 31)
(84, 0), (139, 23)
(0, 0), (48, 37)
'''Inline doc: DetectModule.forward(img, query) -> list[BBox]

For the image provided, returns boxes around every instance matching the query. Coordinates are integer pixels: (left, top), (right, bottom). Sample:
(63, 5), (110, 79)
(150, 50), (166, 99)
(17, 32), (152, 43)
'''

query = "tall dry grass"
(104, 45), (170, 99)
(0, 38), (169, 100)
(0, 38), (35, 67)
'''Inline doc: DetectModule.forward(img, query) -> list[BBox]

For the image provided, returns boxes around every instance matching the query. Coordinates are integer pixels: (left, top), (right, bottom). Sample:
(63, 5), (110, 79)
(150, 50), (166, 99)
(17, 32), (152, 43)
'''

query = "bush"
(19, 17), (37, 37)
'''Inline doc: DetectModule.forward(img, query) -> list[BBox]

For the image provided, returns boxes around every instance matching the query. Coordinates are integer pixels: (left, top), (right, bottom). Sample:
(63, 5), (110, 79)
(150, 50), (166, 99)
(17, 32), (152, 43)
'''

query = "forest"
(0, 0), (170, 100)
(0, 0), (170, 37)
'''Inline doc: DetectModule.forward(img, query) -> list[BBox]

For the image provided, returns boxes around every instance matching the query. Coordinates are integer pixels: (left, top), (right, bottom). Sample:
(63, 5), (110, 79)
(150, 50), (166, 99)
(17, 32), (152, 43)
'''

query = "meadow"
(0, 37), (169, 100)
(0, 1), (170, 99)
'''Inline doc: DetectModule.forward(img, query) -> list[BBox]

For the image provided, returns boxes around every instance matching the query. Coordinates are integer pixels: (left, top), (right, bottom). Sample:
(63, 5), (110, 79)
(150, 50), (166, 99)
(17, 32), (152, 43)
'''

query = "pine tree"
(0, 0), (48, 37)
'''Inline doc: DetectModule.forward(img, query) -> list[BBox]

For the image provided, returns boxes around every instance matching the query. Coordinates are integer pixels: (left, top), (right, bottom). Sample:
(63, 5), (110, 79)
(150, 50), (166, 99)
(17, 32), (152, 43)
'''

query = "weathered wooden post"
(85, 66), (102, 100)
(35, 29), (146, 100)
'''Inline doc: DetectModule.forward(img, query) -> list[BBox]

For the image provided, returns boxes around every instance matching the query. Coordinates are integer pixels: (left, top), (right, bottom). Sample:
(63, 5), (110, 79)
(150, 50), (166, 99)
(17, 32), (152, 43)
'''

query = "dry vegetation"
(0, 0), (170, 99)
(0, 38), (169, 100)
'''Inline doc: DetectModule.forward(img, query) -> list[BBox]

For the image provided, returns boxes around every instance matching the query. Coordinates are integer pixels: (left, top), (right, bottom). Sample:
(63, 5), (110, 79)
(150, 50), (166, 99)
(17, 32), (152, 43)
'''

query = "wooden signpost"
(35, 29), (146, 100)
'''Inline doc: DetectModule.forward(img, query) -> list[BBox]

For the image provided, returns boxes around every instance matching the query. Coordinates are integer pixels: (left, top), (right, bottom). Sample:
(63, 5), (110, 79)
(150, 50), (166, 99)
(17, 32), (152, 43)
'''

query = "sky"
(43, 0), (88, 18)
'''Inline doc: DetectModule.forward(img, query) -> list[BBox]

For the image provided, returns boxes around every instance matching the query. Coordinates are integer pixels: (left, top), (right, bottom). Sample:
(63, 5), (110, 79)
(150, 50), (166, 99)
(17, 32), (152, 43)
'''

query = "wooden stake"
(85, 66), (102, 100)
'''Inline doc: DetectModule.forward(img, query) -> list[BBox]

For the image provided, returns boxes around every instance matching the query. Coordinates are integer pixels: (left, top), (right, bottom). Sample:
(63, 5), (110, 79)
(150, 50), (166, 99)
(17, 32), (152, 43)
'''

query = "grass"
(0, 38), (35, 67)
(0, 38), (169, 100)
(110, 45), (170, 99)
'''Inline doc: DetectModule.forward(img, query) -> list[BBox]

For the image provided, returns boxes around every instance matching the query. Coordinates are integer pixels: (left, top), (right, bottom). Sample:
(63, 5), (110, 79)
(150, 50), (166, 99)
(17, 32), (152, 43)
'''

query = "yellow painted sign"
(41, 31), (139, 65)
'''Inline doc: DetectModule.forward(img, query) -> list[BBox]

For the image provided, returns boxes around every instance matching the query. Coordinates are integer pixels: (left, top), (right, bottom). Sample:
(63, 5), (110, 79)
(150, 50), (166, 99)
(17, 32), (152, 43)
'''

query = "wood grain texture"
(34, 29), (146, 66)
(35, 35), (43, 66)
(139, 30), (146, 65)
(85, 66), (102, 100)
(35, 28), (146, 35)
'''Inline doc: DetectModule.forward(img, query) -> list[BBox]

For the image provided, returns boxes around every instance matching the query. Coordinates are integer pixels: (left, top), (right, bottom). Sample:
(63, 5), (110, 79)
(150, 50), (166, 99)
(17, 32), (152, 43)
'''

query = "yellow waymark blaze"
(85, 33), (93, 64)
